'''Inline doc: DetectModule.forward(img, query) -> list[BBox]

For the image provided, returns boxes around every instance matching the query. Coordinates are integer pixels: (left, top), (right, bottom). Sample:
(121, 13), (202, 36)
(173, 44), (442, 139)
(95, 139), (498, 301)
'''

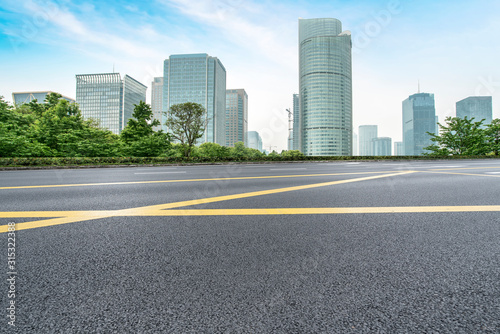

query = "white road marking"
(269, 168), (308, 171)
(134, 172), (187, 175)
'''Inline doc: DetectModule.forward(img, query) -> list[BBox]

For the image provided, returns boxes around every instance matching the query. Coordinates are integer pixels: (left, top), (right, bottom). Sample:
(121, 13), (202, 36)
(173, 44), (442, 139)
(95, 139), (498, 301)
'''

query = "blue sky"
(1, 0), (499, 151)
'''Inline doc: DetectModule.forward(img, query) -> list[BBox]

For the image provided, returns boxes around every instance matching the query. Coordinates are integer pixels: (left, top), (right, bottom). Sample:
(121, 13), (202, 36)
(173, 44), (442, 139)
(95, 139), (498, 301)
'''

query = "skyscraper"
(163, 53), (226, 145)
(358, 125), (378, 156)
(292, 93), (300, 151)
(402, 92), (436, 155)
(76, 73), (146, 134)
(151, 77), (163, 131)
(371, 137), (392, 156)
(247, 131), (263, 152)
(225, 89), (248, 147)
(456, 96), (492, 126)
(394, 141), (404, 156)
(298, 18), (352, 156)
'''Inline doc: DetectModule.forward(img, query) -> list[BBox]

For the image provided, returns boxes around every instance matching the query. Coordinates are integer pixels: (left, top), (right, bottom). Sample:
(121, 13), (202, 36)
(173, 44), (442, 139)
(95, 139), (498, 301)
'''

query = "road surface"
(1, 160), (500, 332)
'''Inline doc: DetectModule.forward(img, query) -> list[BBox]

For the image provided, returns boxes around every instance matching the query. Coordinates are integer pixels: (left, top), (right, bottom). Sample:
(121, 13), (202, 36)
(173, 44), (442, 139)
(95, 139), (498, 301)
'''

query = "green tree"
(165, 102), (207, 158)
(485, 119), (500, 156)
(198, 142), (230, 159)
(424, 116), (488, 156)
(121, 101), (171, 157)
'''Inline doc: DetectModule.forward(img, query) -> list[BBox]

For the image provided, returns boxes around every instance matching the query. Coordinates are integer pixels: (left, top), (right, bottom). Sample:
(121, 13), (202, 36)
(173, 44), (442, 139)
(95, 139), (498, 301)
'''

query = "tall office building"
(151, 77), (164, 131)
(456, 96), (492, 126)
(12, 91), (75, 105)
(371, 137), (392, 156)
(402, 92), (436, 155)
(247, 131), (263, 152)
(298, 18), (352, 155)
(358, 125), (378, 156)
(292, 93), (300, 151)
(76, 73), (146, 134)
(225, 89), (248, 147)
(163, 53), (226, 145)
(352, 132), (358, 156)
(394, 141), (403, 156)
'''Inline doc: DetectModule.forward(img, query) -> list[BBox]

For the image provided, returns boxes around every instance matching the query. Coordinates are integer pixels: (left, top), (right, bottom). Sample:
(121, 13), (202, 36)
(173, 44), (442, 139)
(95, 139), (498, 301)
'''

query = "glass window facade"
(225, 89), (248, 147)
(299, 18), (352, 156)
(75, 73), (146, 134)
(402, 93), (436, 155)
(456, 96), (492, 127)
(151, 77), (164, 131)
(247, 131), (263, 152)
(358, 125), (378, 156)
(163, 54), (226, 145)
(371, 137), (392, 156)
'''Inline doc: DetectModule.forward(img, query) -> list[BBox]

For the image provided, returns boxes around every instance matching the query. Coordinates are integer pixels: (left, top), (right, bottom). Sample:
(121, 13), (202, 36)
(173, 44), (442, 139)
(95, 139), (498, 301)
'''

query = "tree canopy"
(424, 116), (500, 156)
(165, 102), (207, 157)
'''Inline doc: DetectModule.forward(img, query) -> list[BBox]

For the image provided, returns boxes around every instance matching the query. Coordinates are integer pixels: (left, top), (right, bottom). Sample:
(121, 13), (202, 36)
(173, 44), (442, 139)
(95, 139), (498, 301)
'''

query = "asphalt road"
(1, 160), (500, 333)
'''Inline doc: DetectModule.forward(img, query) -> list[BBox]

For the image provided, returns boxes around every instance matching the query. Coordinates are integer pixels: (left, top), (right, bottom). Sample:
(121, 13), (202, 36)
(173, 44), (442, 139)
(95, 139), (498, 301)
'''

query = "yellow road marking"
(3, 204), (500, 233)
(0, 171), (414, 232)
(0, 171), (406, 190)
(129, 206), (500, 215)
(122, 171), (416, 212)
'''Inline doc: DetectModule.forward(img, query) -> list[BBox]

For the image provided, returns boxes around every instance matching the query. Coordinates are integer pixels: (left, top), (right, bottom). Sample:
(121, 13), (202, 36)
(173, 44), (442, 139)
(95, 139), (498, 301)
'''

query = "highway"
(1, 160), (500, 332)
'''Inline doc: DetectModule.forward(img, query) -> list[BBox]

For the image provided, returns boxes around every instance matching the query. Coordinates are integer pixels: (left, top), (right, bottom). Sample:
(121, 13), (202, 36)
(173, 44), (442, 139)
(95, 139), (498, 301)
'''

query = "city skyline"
(1, 0), (499, 152)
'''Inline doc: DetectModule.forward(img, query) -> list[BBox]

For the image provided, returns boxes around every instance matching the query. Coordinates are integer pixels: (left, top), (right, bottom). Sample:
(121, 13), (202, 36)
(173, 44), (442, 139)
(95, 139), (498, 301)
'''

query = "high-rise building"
(247, 131), (263, 152)
(225, 89), (248, 147)
(352, 132), (358, 156)
(394, 141), (404, 156)
(371, 137), (392, 156)
(292, 93), (300, 151)
(298, 18), (352, 156)
(151, 77), (164, 131)
(358, 125), (378, 156)
(163, 53), (226, 145)
(456, 96), (492, 126)
(12, 91), (75, 105)
(75, 73), (146, 134)
(402, 92), (436, 155)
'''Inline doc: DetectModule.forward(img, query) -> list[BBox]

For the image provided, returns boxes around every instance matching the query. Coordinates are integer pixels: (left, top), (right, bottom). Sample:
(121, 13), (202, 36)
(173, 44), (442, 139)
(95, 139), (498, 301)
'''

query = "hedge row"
(0, 155), (498, 168)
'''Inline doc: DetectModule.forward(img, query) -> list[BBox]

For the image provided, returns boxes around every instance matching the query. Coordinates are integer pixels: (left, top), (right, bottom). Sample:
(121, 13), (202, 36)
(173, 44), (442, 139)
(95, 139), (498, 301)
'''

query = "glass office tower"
(225, 89), (248, 147)
(371, 137), (392, 156)
(299, 18), (352, 156)
(456, 96), (492, 126)
(402, 93), (436, 155)
(292, 93), (300, 151)
(151, 77), (164, 131)
(163, 53), (226, 145)
(76, 73), (146, 134)
(358, 125), (378, 156)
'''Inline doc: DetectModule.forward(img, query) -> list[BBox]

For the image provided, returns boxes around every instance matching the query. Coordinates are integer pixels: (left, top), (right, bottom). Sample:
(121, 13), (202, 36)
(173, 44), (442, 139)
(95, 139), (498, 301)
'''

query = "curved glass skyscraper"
(299, 18), (352, 156)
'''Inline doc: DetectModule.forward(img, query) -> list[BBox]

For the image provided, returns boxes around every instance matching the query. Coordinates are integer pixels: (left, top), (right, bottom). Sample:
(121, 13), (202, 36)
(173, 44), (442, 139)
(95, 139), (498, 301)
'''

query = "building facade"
(299, 18), (352, 156)
(75, 73), (147, 134)
(402, 93), (436, 155)
(292, 93), (300, 151)
(358, 125), (378, 156)
(151, 77), (164, 131)
(247, 131), (263, 152)
(163, 53), (226, 145)
(394, 141), (404, 156)
(456, 96), (492, 126)
(225, 89), (248, 147)
(371, 137), (392, 156)
(12, 91), (75, 105)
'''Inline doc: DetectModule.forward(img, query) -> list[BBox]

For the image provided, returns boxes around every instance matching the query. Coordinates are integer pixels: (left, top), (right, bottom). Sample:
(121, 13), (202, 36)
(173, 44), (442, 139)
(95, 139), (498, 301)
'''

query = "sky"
(1, 0), (499, 152)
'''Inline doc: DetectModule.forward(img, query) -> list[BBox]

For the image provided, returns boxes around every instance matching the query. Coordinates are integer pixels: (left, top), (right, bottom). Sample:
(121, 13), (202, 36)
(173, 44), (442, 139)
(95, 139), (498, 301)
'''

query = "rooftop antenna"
(113, 63), (115, 73)
(418, 80), (421, 93)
